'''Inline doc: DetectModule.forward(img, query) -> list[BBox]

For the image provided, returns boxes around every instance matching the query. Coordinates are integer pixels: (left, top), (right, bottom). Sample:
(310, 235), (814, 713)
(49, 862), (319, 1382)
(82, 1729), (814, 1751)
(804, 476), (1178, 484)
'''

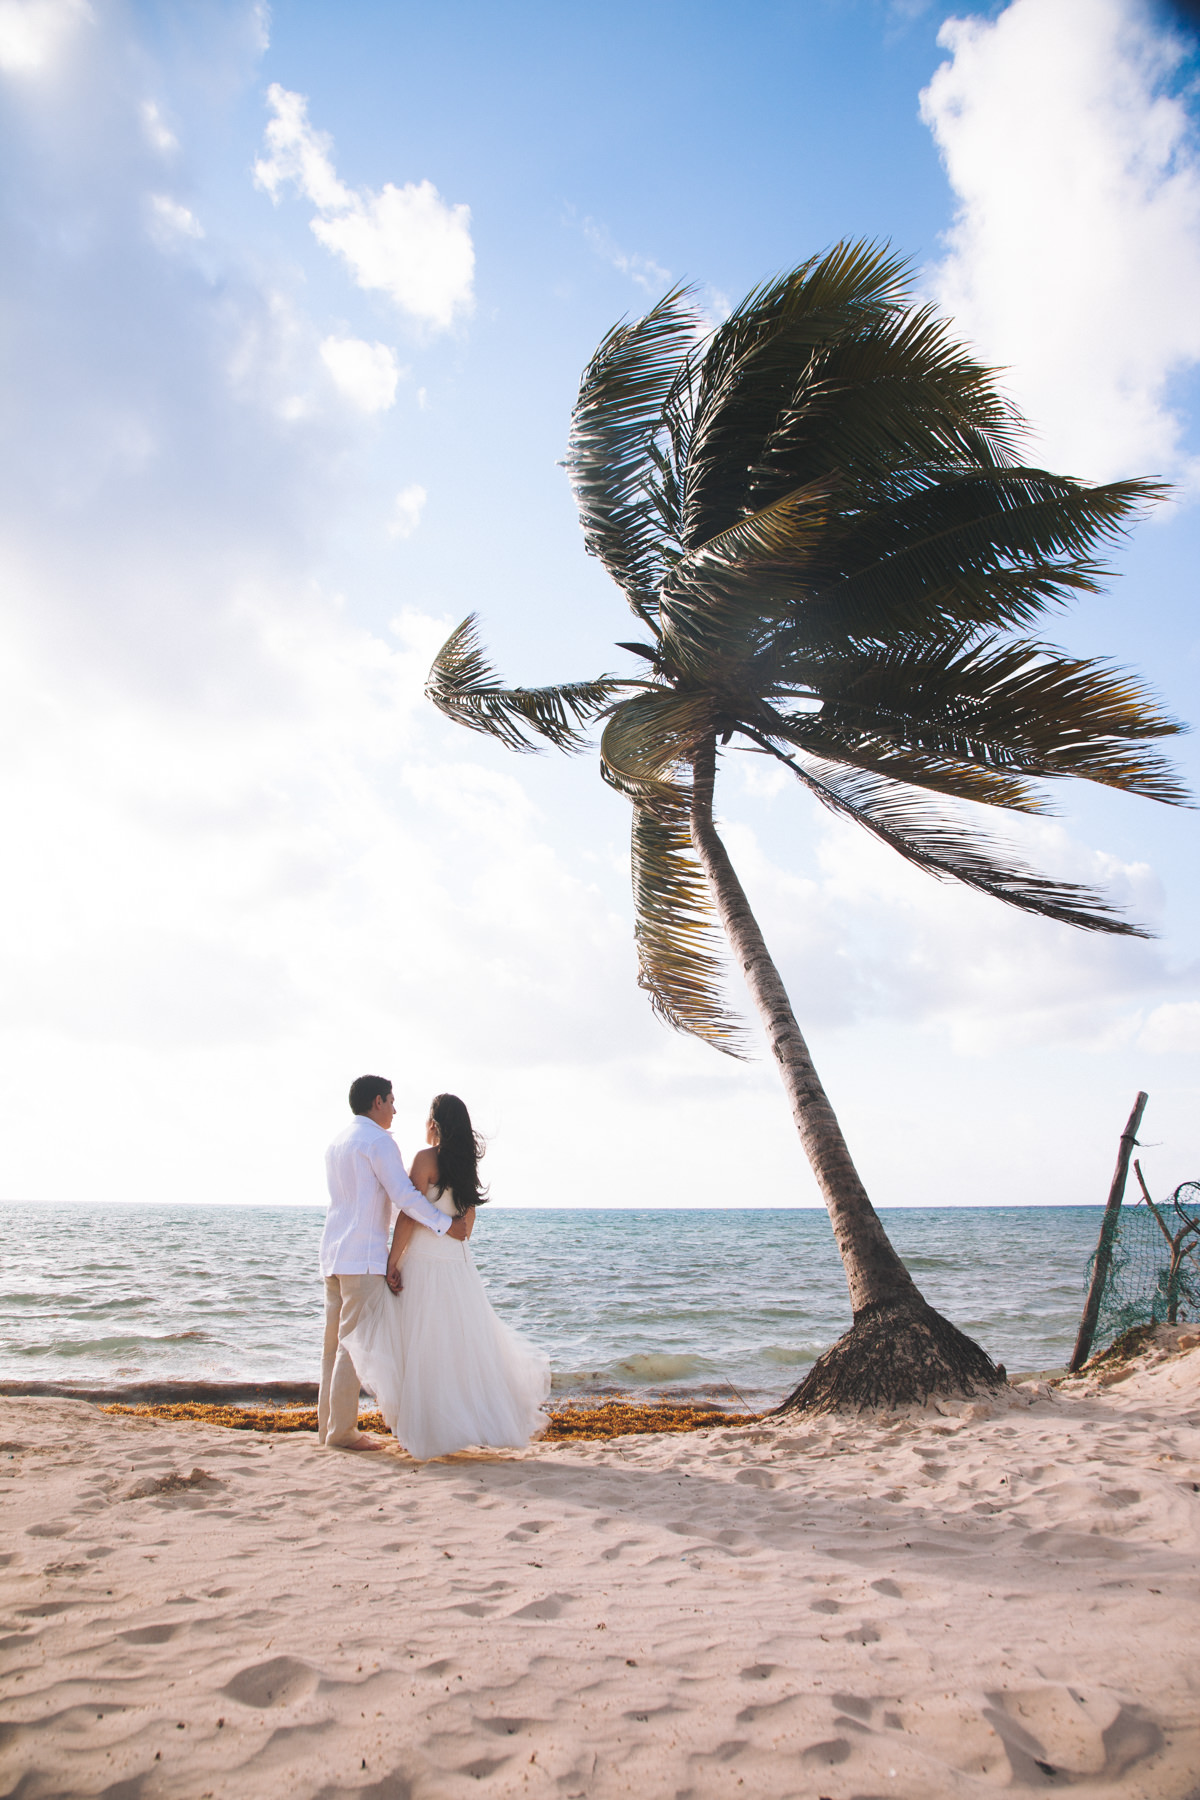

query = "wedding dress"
(343, 1187), (550, 1461)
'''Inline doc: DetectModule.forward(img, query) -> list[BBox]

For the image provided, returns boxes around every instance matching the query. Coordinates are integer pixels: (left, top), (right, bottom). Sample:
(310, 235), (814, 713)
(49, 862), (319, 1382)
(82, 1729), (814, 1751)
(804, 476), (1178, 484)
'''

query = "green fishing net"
(1089, 1181), (1200, 1353)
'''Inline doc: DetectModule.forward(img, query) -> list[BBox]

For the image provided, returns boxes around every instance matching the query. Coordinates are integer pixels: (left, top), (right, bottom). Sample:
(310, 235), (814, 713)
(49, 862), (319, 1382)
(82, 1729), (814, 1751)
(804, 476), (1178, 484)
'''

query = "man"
(319, 1074), (469, 1449)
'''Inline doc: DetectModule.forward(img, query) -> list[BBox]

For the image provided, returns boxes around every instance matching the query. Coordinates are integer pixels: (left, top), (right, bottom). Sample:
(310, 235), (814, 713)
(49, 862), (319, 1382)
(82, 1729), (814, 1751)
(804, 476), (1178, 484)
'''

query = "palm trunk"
(690, 739), (912, 1314)
(690, 736), (1001, 1411)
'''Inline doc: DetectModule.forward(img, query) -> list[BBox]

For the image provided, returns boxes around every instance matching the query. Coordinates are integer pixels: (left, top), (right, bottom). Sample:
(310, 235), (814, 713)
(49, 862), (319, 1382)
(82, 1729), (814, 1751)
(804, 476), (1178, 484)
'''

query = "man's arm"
(386, 1214), (417, 1291)
(368, 1133), (466, 1237)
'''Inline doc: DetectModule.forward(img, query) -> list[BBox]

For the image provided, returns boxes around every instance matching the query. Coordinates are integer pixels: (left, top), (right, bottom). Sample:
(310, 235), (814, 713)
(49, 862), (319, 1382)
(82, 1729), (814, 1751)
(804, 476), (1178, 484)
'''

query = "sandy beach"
(2, 1338), (1199, 1800)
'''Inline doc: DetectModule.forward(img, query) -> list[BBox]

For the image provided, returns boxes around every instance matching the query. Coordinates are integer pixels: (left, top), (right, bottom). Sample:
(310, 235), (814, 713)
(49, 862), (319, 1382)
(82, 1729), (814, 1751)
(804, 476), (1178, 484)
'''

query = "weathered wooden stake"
(1069, 1090), (1149, 1372)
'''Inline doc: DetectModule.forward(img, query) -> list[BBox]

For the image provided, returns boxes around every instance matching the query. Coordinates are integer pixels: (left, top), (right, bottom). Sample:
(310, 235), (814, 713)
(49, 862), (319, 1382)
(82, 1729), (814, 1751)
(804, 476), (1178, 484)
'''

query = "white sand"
(2, 1340), (1199, 1799)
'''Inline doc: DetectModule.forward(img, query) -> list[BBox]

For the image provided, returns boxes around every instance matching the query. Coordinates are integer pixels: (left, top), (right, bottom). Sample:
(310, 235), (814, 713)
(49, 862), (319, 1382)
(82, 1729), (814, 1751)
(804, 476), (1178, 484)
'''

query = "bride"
(343, 1093), (550, 1461)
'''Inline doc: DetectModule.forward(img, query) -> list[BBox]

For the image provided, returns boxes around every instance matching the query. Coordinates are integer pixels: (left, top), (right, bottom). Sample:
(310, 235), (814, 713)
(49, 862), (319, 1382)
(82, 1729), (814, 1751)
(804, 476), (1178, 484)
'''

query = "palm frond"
(763, 633), (1189, 805)
(566, 287), (700, 621)
(760, 744), (1149, 935)
(680, 242), (1022, 548)
(600, 688), (718, 801)
(657, 478), (834, 674)
(631, 797), (748, 1054)
(426, 616), (625, 753)
(813, 470), (1163, 639)
(740, 303), (1022, 513)
(742, 720), (1049, 811)
(655, 466), (1161, 679)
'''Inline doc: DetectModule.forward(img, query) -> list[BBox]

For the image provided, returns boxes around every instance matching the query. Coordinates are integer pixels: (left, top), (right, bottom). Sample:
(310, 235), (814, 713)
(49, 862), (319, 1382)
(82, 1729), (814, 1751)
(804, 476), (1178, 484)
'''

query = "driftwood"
(1069, 1091), (1148, 1372)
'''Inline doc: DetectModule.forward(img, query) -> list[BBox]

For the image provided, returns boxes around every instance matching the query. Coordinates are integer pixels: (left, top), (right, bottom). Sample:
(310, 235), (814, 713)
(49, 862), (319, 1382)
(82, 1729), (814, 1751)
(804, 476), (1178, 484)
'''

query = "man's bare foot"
(325, 1431), (384, 1451)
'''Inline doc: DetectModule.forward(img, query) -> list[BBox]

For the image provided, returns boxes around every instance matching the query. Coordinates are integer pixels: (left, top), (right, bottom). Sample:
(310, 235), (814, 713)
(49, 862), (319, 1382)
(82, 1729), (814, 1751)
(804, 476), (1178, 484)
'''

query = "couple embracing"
(318, 1075), (550, 1461)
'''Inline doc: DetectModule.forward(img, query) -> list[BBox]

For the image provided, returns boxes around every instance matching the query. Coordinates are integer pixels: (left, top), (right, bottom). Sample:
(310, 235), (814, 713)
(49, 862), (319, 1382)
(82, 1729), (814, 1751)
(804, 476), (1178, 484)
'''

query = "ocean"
(0, 1204), (1106, 1405)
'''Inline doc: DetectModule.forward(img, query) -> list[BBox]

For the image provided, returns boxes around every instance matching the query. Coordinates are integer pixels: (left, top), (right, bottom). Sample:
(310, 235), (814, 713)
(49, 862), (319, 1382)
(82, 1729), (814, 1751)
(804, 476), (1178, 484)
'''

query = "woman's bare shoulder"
(410, 1147), (439, 1188)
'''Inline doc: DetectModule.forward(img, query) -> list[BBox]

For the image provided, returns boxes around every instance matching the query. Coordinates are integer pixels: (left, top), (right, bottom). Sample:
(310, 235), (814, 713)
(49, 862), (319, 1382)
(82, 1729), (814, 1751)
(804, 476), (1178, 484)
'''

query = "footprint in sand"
(221, 1655), (319, 1709)
(119, 1622), (187, 1644)
(480, 1715), (537, 1737)
(799, 1736), (852, 1766)
(983, 1686), (1165, 1782)
(831, 1693), (873, 1721)
(508, 1593), (575, 1620)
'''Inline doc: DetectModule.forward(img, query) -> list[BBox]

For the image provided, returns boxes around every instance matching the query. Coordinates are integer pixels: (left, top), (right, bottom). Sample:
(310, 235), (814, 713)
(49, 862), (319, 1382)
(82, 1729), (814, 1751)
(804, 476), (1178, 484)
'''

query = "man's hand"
(386, 1265), (403, 1293)
(446, 1214), (470, 1242)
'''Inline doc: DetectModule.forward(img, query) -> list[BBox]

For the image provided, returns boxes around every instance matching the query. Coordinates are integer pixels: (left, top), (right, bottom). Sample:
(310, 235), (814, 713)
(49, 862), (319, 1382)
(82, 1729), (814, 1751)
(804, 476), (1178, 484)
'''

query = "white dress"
(343, 1187), (551, 1461)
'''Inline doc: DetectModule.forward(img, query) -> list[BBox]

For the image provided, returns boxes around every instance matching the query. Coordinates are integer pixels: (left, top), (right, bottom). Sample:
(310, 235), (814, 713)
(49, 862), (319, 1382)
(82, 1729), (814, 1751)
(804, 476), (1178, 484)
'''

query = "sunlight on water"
(0, 1204), (1105, 1404)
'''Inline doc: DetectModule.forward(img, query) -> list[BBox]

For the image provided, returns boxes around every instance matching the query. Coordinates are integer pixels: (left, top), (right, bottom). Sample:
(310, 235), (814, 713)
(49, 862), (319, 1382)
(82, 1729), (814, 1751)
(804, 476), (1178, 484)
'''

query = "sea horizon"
(0, 1197), (1114, 1210)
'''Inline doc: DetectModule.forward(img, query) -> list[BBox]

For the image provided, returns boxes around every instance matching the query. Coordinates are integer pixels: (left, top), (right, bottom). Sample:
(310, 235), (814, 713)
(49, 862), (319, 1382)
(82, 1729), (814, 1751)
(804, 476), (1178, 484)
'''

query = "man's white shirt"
(321, 1115), (451, 1276)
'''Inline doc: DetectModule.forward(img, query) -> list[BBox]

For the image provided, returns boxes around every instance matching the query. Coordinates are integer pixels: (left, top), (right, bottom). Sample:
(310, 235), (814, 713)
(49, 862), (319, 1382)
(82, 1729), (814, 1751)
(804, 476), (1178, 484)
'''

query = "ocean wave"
(550, 1370), (607, 1391)
(548, 1352), (713, 1390)
(612, 1352), (709, 1382)
(14, 1330), (214, 1358)
(758, 1345), (815, 1366)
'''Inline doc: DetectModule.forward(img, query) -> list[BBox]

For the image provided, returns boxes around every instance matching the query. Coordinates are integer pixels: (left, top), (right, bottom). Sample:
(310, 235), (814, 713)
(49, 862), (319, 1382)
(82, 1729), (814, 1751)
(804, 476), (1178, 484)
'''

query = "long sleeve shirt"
(320, 1114), (450, 1276)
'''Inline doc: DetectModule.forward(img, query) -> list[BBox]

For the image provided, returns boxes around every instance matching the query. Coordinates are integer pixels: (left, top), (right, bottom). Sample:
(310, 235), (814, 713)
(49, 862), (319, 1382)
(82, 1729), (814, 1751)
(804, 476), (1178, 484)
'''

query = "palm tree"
(427, 243), (1188, 1409)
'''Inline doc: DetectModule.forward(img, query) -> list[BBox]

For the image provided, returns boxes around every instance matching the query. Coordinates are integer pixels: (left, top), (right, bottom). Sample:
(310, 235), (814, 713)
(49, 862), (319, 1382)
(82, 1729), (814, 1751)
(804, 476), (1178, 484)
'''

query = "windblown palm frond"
(744, 301), (1022, 507)
(757, 634), (1188, 805)
(745, 720), (1049, 812)
(679, 243), (1022, 548)
(600, 690), (719, 805)
(657, 478), (835, 673)
(567, 287), (700, 622)
(760, 747), (1147, 935)
(426, 615), (625, 753)
(631, 797), (747, 1054)
(813, 471), (1165, 640)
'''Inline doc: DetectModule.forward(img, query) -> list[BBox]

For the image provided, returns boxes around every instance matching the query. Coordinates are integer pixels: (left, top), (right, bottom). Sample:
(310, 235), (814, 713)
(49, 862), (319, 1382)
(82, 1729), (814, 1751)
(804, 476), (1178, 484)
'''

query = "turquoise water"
(0, 1204), (1105, 1404)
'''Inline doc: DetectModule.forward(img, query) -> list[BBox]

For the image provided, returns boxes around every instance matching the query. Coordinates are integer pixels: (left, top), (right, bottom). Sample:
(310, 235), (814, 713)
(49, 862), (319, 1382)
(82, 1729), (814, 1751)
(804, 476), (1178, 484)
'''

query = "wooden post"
(1069, 1091), (1149, 1372)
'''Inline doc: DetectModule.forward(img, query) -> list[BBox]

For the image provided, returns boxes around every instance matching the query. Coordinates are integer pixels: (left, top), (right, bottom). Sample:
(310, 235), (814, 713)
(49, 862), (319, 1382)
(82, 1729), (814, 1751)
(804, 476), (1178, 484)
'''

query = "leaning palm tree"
(427, 242), (1187, 1409)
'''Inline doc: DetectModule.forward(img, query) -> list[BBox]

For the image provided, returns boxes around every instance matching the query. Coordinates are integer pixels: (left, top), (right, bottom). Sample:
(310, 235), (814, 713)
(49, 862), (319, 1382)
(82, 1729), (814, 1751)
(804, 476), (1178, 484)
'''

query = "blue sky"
(0, 0), (1198, 1213)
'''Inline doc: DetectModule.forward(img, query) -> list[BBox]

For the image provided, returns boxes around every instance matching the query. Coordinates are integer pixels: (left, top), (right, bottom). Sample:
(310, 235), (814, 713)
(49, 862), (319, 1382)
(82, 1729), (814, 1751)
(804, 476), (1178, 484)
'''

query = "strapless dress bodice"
(425, 1182), (457, 1218)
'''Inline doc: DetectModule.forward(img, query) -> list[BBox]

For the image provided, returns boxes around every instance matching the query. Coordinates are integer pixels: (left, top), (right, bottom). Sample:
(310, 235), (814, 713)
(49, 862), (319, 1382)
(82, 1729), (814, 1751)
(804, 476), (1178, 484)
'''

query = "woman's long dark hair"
(429, 1093), (488, 1215)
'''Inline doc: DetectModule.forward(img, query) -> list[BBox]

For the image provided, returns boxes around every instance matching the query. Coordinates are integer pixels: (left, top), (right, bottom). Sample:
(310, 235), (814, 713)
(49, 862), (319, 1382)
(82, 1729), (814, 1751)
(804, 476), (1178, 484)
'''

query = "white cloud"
(0, 0), (90, 74)
(139, 100), (177, 155)
(388, 482), (427, 537)
(147, 193), (204, 244)
(1139, 1000), (1200, 1051)
(920, 0), (1200, 483)
(254, 84), (474, 332)
(319, 335), (401, 412)
(720, 791), (1191, 1056)
(581, 217), (671, 294)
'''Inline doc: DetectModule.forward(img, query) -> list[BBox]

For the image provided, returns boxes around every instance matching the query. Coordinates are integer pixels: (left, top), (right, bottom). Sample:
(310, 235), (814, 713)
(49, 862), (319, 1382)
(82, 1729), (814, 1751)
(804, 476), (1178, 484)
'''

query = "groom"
(319, 1074), (469, 1449)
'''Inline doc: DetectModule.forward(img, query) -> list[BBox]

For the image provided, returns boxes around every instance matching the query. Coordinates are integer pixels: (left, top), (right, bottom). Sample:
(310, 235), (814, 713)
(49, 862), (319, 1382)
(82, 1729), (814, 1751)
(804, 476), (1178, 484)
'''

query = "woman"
(343, 1093), (550, 1461)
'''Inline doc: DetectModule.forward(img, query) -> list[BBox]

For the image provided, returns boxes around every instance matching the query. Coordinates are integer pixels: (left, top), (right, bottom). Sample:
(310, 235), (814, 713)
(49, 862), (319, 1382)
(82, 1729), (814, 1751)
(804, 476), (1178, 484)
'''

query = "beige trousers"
(318, 1272), (385, 1445)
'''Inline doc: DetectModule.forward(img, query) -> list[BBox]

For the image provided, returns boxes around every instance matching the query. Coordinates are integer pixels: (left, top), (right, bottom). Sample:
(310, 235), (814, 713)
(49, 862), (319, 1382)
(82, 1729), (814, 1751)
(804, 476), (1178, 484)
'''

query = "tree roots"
(776, 1297), (1005, 1415)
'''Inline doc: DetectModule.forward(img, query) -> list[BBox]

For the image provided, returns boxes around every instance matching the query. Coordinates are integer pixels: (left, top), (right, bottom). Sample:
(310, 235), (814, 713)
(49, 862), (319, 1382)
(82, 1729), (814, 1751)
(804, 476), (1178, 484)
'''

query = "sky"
(0, 0), (1198, 1215)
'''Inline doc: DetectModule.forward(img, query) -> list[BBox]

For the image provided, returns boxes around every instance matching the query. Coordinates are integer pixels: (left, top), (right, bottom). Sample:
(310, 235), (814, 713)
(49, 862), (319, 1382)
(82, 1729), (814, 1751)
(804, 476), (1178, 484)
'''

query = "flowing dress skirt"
(343, 1227), (550, 1461)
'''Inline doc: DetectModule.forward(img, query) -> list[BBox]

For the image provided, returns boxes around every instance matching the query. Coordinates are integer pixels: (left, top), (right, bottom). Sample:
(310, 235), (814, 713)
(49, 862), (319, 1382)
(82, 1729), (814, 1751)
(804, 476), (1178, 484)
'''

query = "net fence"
(1089, 1180), (1200, 1354)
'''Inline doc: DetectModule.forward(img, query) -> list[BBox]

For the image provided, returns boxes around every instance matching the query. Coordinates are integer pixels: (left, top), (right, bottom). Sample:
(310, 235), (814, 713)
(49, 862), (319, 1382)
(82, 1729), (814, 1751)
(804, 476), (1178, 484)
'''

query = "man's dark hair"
(349, 1074), (392, 1116)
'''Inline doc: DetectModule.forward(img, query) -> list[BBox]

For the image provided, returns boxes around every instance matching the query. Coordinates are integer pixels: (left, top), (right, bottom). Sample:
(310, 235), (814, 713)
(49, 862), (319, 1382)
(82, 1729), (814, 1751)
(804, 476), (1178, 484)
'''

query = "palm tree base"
(775, 1297), (1004, 1415)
